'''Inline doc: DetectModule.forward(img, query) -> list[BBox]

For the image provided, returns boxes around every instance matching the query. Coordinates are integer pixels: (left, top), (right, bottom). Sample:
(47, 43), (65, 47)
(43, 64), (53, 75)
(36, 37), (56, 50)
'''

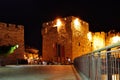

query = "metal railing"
(74, 42), (120, 80)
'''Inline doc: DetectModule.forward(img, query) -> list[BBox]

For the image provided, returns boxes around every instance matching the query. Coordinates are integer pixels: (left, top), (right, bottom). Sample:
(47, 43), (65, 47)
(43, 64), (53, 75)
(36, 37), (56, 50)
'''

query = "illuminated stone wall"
(0, 22), (24, 64)
(42, 16), (90, 62)
(42, 16), (120, 62)
(91, 31), (120, 51)
(105, 31), (120, 50)
(71, 17), (89, 59)
(42, 18), (57, 62)
(92, 32), (105, 51)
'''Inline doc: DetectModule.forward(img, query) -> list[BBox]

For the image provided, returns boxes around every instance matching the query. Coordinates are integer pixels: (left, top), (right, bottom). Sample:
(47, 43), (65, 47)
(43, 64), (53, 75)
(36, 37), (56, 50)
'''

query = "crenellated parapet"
(0, 22), (24, 31)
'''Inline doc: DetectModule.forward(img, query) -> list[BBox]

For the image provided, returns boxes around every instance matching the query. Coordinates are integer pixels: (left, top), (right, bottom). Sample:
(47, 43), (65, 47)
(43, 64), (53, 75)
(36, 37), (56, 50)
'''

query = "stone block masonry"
(0, 22), (25, 65)
(41, 16), (120, 63)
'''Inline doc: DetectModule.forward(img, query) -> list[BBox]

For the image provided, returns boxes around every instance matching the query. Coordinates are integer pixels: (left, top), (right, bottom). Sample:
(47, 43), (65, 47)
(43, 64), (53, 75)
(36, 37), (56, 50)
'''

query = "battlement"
(0, 22), (24, 30)
(42, 16), (89, 35)
(42, 16), (88, 28)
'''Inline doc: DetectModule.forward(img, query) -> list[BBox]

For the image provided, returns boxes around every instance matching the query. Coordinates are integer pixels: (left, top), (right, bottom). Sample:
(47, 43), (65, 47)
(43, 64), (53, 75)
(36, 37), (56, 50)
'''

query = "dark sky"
(0, 0), (120, 50)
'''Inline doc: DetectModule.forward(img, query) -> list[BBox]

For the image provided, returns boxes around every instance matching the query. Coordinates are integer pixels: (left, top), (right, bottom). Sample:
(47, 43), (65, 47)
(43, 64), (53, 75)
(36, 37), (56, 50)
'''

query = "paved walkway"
(0, 65), (81, 80)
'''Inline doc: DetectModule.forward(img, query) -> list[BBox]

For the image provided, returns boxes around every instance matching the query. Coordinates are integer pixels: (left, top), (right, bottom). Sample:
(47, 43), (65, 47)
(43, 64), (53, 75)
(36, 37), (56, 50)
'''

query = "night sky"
(0, 0), (120, 51)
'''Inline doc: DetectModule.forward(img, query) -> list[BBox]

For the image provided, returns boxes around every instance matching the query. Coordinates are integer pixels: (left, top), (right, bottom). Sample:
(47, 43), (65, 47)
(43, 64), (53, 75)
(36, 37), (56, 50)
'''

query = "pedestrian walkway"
(0, 65), (81, 80)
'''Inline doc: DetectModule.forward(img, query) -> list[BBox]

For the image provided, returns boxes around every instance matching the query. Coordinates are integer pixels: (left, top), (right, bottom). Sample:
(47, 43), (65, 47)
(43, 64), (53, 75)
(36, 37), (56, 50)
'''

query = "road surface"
(0, 65), (81, 80)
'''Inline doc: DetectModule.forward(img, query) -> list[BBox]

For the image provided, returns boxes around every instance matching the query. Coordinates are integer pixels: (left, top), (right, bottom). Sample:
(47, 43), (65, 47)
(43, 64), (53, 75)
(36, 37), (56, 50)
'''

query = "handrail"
(74, 42), (120, 80)
(89, 41), (120, 54)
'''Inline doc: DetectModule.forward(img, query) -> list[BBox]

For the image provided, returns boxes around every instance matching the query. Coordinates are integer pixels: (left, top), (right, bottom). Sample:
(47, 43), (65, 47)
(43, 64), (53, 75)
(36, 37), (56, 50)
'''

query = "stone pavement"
(0, 65), (81, 80)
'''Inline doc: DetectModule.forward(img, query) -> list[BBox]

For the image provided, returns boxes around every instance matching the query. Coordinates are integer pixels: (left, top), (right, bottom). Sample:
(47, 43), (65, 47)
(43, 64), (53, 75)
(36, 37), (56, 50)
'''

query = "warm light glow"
(93, 36), (105, 50)
(73, 18), (81, 31)
(24, 54), (27, 59)
(74, 18), (80, 26)
(30, 56), (33, 59)
(87, 32), (92, 42)
(54, 18), (63, 33)
(16, 44), (19, 48)
(55, 19), (62, 27)
(111, 35), (120, 43)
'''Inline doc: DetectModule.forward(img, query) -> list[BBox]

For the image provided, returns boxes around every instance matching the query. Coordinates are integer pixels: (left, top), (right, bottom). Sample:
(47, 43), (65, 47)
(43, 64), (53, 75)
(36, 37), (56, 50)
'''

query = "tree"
(0, 44), (19, 66)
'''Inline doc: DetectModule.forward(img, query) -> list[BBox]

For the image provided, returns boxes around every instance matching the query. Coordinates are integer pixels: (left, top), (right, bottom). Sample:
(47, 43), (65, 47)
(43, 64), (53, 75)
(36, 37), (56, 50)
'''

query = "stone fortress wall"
(42, 16), (90, 62)
(42, 16), (120, 63)
(0, 22), (24, 64)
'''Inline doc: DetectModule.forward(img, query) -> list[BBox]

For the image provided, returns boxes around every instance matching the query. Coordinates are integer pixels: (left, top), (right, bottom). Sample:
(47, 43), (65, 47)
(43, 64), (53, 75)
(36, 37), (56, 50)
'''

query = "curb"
(71, 65), (82, 80)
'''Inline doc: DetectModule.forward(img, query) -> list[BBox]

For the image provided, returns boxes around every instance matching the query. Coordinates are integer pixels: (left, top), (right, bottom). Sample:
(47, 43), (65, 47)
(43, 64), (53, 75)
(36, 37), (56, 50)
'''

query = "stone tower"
(41, 16), (90, 63)
(0, 22), (25, 64)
